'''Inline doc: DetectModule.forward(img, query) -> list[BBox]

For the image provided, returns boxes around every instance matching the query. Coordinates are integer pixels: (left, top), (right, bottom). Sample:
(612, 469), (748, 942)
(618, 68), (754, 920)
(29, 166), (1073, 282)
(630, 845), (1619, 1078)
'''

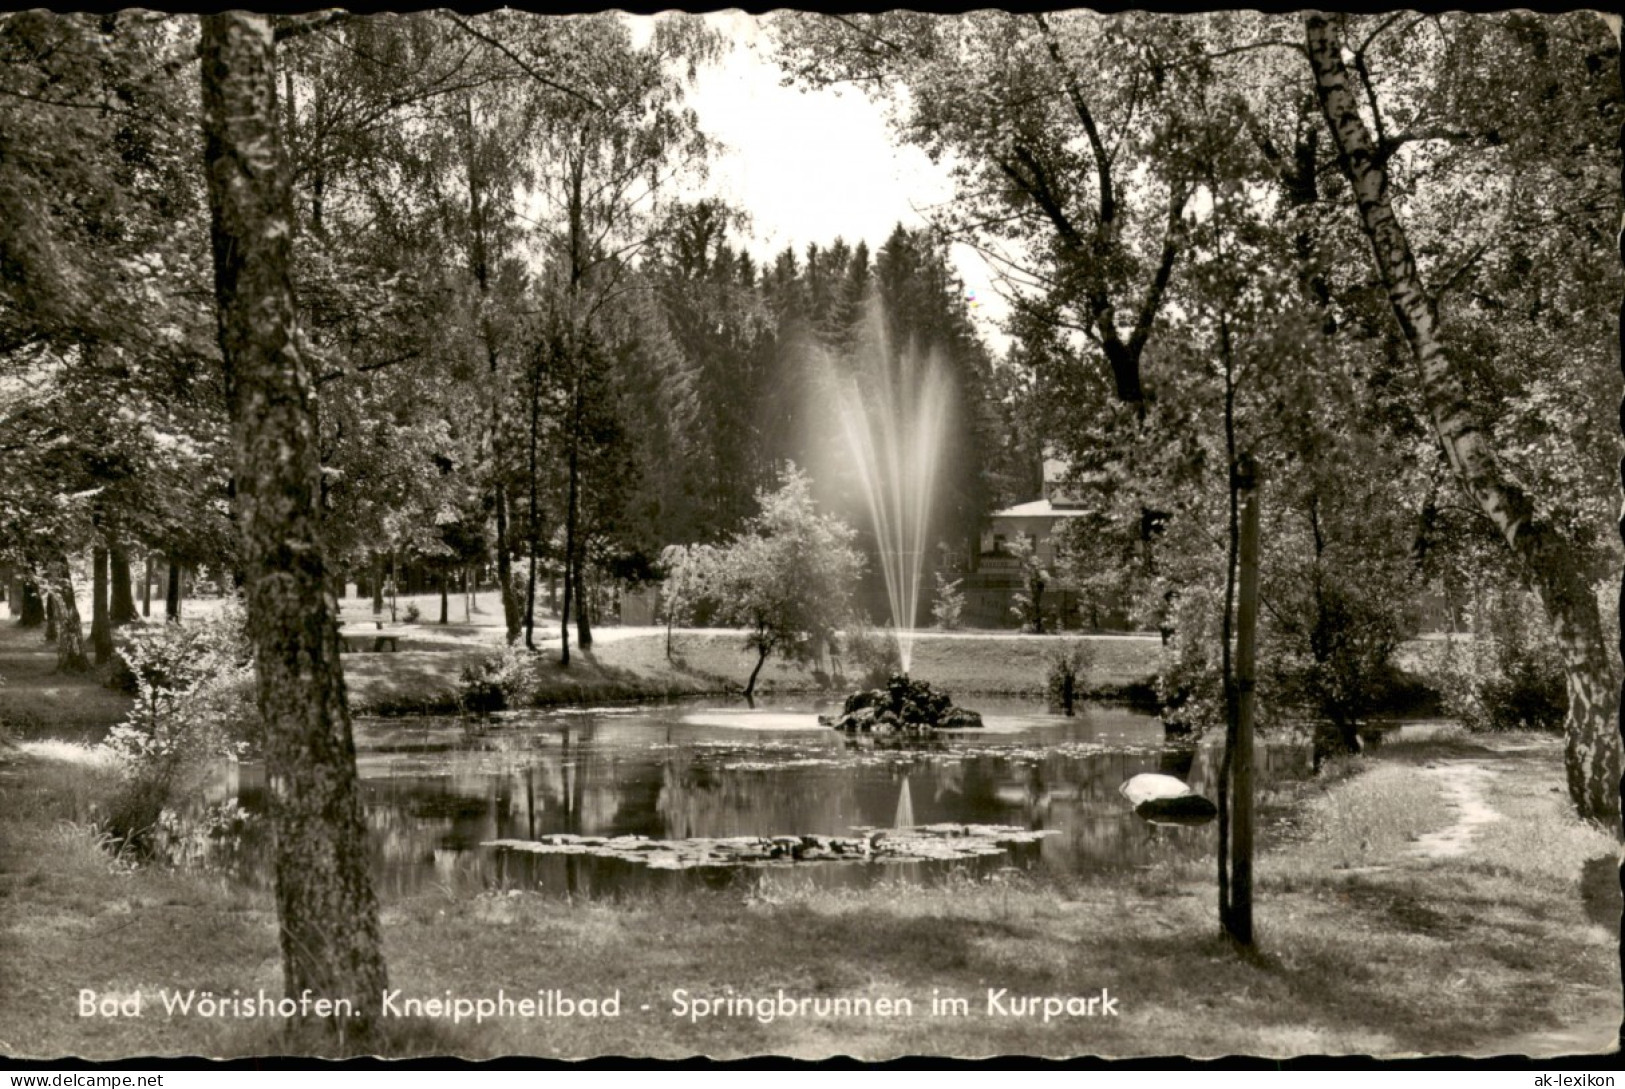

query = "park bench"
(341, 621), (401, 653)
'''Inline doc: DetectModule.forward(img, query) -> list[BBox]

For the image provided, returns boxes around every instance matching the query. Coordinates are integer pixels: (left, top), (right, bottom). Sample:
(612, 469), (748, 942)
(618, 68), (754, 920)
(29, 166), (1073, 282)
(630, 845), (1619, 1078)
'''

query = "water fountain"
(817, 304), (980, 732)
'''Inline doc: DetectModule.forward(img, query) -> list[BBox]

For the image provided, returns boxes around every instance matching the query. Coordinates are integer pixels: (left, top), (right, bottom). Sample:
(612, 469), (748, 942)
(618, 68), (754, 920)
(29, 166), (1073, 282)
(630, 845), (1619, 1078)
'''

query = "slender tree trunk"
(744, 644), (770, 705)
(439, 572), (448, 625)
(47, 553), (88, 672)
(462, 95), (521, 647)
(560, 435), (578, 666)
(91, 538), (112, 665)
(165, 560), (180, 622)
(524, 359), (541, 650)
(200, 12), (386, 1037)
(109, 534), (136, 627)
(141, 553), (153, 618)
(370, 553), (384, 615)
(575, 556), (593, 650)
(1307, 14), (1621, 824)
(389, 549), (397, 623)
(45, 589), (57, 642)
(495, 482), (521, 643)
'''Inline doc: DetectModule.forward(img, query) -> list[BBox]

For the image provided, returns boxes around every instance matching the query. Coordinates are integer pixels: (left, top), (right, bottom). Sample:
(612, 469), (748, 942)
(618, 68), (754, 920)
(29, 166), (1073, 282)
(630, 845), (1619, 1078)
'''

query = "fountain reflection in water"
(894, 776), (915, 829)
(829, 304), (952, 675)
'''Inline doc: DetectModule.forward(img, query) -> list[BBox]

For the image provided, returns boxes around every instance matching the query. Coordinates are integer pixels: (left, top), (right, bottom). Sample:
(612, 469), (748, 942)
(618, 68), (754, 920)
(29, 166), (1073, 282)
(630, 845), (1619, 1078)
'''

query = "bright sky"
(641, 12), (1014, 356)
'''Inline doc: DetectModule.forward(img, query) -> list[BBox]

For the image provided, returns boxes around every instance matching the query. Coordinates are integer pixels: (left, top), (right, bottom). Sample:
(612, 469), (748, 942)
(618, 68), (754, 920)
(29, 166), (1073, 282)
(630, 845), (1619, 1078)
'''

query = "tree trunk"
(44, 589), (57, 642)
(524, 361), (542, 651)
(439, 573), (448, 625)
(17, 577), (44, 627)
(165, 560), (181, 622)
(110, 534), (136, 627)
(574, 549), (593, 651)
(141, 553), (153, 618)
(495, 482), (521, 643)
(91, 539), (112, 665)
(1609, 10), (1625, 1053)
(560, 440), (578, 666)
(200, 12), (387, 1037)
(1307, 14), (1621, 825)
(370, 553), (384, 615)
(47, 554), (88, 673)
(744, 644), (770, 705)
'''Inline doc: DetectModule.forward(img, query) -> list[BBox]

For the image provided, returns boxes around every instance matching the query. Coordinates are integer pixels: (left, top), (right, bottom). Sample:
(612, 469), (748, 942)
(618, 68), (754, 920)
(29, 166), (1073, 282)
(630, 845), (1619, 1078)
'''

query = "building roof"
(990, 498), (1092, 519)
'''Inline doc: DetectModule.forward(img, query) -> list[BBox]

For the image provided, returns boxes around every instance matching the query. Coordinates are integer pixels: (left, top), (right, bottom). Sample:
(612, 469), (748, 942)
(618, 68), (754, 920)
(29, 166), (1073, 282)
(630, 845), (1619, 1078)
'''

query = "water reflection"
(198, 699), (1316, 899)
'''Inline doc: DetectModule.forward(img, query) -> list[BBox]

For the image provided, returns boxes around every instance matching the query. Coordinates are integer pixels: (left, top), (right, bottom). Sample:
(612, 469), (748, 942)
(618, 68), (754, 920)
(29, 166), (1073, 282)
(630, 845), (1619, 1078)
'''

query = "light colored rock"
(1118, 772), (1195, 806)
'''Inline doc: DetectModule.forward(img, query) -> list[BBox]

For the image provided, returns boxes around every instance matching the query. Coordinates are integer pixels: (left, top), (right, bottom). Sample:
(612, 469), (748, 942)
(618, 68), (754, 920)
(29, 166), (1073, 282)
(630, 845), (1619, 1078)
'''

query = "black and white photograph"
(0, 7), (1621, 1064)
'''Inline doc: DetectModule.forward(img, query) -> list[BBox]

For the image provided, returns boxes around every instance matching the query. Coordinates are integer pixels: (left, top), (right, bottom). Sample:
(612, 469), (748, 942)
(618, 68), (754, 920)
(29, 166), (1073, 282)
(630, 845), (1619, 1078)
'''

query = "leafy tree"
(1304, 12), (1621, 822)
(930, 570), (965, 631)
(700, 465), (863, 702)
(199, 11), (386, 1035)
(659, 542), (716, 660)
(1007, 534), (1051, 634)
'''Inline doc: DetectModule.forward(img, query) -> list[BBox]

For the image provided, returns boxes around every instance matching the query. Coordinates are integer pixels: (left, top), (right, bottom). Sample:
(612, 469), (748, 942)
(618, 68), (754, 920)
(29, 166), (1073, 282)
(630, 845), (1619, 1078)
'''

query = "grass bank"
(2, 728), (1615, 1060)
(0, 622), (136, 740)
(342, 627), (1166, 715)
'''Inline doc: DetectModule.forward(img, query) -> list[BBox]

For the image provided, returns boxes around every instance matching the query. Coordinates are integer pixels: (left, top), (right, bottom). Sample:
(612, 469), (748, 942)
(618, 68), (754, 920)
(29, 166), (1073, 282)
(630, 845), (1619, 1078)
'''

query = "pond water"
(196, 696), (1323, 899)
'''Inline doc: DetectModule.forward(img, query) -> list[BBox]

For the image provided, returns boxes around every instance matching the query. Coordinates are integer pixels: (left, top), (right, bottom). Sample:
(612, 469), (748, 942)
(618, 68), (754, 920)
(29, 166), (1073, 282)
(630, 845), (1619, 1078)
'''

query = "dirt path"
(1407, 760), (1502, 860)
(1399, 745), (1618, 1057)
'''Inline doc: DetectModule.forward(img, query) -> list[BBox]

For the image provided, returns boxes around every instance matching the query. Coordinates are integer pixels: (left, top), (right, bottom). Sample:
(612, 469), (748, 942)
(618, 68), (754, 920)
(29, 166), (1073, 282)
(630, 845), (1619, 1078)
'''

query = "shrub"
(100, 601), (256, 854)
(403, 602), (422, 624)
(841, 622), (902, 689)
(152, 799), (258, 872)
(1006, 535), (1051, 633)
(1156, 585), (1225, 734)
(931, 572), (965, 631)
(1429, 589), (1566, 733)
(458, 644), (539, 713)
(1045, 639), (1092, 715)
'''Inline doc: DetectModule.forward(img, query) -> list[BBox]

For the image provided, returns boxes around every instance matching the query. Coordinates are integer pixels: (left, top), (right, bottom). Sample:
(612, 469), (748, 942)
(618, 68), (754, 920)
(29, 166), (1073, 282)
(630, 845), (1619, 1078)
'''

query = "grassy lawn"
(334, 591), (1168, 712)
(0, 598), (1162, 728)
(1, 725), (1616, 1060)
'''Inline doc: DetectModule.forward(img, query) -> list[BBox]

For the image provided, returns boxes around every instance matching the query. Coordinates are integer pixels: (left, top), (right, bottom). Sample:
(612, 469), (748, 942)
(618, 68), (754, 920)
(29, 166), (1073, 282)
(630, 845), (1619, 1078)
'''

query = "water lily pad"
(484, 823), (1058, 871)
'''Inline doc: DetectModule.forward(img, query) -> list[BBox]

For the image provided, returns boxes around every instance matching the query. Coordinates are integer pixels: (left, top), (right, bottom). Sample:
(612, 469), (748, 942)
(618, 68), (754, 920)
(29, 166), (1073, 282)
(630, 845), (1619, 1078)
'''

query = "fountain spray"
(832, 304), (952, 675)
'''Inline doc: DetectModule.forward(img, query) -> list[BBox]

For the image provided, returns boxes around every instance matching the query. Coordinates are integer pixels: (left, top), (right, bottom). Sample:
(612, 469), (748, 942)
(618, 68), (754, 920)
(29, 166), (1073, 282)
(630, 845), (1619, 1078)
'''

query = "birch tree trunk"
(1306, 13), (1621, 824)
(200, 12), (388, 1036)
(48, 553), (87, 673)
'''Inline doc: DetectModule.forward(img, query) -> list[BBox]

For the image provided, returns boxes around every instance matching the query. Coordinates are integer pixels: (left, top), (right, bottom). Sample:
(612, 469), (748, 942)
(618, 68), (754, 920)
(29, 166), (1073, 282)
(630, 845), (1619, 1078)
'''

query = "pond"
(195, 696), (1326, 899)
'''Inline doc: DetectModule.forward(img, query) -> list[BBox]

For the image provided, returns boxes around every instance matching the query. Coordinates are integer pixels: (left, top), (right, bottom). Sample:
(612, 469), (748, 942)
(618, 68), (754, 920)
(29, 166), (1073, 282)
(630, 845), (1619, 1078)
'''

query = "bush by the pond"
(931, 572), (965, 631)
(1045, 639), (1092, 715)
(841, 623), (902, 690)
(1156, 585), (1224, 733)
(100, 602), (256, 855)
(458, 644), (540, 713)
(1428, 590), (1567, 733)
